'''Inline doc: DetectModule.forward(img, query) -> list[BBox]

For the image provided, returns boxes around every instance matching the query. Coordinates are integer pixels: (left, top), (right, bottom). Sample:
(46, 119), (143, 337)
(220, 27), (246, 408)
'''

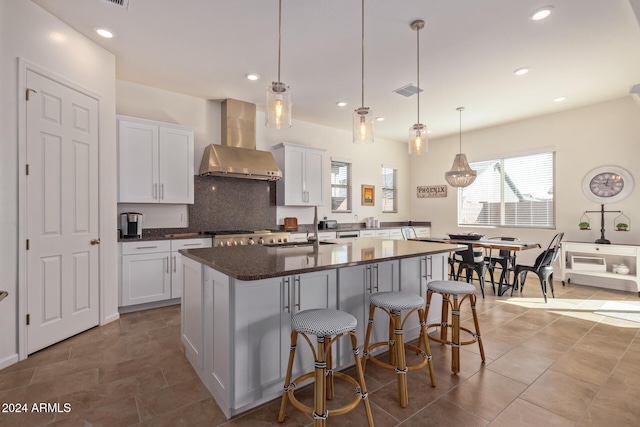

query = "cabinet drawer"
(172, 238), (212, 251)
(122, 240), (171, 255)
(563, 243), (637, 256)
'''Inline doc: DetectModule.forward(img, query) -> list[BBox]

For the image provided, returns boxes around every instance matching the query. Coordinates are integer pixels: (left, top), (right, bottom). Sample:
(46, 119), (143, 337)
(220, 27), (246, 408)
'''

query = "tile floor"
(1, 279), (640, 426)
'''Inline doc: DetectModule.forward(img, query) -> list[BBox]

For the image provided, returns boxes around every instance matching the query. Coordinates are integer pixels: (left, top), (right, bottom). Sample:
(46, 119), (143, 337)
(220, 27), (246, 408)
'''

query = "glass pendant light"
(353, 0), (374, 144)
(408, 20), (427, 155)
(445, 107), (477, 187)
(266, 0), (292, 129)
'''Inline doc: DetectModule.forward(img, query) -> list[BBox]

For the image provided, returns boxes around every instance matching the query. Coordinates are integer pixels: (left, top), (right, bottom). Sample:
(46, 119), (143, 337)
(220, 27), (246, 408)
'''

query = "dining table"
(410, 237), (541, 296)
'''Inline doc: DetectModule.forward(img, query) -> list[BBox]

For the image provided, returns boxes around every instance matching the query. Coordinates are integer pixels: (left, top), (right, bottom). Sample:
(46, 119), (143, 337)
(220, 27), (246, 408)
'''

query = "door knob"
(91, 238), (101, 245)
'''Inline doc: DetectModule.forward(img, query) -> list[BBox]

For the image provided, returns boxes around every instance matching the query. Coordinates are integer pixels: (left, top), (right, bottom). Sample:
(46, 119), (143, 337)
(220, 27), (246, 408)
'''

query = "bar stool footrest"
(365, 341), (430, 372)
(425, 323), (480, 346)
(286, 371), (365, 418)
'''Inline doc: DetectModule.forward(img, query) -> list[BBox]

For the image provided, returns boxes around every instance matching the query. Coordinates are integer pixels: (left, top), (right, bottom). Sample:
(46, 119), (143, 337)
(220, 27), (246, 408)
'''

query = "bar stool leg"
(391, 309), (409, 407)
(388, 316), (396, 366)
(313, 337), (327, 427)
(278, 330), (298, 422)
(350, 332), (374, 426)
(325, 336), (334, 400)
(440, 293), (450, 343)
(361, 304), (376, 371)
(469, 295), (486, 362)
(418, 308), (436, 386)
(451, 294), (461, 374)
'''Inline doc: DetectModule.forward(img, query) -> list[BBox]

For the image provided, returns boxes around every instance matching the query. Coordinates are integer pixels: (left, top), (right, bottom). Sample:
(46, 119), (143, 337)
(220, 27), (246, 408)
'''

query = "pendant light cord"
(361, 0), (365, 108)
(458, 107), (464, 153)
(416, 24), (420, 123)
(277, 0), (282, 83)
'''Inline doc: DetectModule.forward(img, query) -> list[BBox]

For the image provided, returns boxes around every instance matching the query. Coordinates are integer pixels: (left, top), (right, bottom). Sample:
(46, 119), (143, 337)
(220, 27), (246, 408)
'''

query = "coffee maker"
(120, 212), (143, 238)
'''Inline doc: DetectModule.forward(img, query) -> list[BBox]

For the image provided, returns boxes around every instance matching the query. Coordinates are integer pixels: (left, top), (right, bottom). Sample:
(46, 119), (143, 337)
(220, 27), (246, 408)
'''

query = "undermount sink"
(263, 241), (335, 248)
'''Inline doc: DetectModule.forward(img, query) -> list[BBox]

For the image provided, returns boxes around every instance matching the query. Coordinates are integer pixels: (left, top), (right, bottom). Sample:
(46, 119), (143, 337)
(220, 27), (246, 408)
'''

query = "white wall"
(0, 1), (117, 368)
(410, 97), (640, 263)
(115, 80), (411, 227)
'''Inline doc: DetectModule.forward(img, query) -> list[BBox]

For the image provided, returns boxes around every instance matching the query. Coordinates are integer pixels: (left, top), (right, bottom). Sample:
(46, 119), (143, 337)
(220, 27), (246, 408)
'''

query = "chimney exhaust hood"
(199, 99), (282, 181)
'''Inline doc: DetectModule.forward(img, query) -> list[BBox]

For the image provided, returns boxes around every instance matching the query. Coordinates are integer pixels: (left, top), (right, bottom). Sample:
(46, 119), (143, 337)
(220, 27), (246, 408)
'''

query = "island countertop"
(180, 237), (462, 280)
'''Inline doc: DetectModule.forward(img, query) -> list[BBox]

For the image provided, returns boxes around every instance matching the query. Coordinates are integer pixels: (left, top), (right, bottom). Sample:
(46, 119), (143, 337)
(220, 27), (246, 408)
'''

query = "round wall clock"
(582, 166), (634, 203)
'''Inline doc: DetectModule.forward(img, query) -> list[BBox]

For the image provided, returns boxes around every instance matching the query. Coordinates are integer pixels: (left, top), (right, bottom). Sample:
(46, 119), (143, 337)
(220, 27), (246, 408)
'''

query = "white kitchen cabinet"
(289, 231), (336, 242)
(336, 260), (399, 367)
(120, 238), (211, 306)
(273, 142), (325, 206)
(117, 115), (194, 204)
(388, 228), (403, 240)
(399, 254), (446, 338)
(359, 229), (377, 238)
(560, 241), (640, 294)
(375, 229), (390, 239)
(201, 268), (337, 414)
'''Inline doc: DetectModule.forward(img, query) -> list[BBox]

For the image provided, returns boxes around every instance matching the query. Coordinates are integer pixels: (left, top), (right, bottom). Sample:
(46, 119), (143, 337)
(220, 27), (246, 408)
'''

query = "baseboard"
(118, 298), (181, 314)
(102, 312), (120, 325)
(0, 353), (20, 370)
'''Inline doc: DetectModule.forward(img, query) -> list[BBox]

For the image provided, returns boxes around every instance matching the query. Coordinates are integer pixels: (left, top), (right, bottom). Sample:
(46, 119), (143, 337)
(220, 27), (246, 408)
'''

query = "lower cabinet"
(399, 254), (446, 338)
(336, 260), (399, 367)
(120, 238), (211, 307)
(181, 254), (442, 419)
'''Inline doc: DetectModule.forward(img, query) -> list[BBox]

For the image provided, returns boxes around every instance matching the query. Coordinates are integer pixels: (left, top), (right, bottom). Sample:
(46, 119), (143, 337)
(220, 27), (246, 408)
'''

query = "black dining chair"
(512, 232), (564, 303)
(454, 243), (494, 298)
(484, 237), (519, 292)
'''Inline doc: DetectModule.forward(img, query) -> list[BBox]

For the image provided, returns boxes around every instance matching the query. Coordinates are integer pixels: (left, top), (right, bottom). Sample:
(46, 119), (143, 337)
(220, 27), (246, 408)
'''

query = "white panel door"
(118, 119), (158, 202)
(159, 127), (194, 203)
(26, 70), (100, 354)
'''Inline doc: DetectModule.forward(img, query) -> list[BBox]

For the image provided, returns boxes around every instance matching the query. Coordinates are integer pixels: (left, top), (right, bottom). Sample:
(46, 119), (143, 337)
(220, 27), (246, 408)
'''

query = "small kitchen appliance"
(318, 220), (338, 230)
(120, 212), (143, 238)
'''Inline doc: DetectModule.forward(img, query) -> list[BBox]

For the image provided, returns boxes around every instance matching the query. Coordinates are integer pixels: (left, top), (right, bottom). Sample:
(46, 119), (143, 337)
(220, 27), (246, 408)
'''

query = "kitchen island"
(180, 237), (461, 419)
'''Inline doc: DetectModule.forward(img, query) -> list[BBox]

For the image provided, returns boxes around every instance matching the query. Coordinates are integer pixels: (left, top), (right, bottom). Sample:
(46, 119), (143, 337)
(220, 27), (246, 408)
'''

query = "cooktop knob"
(248, 239), (255, 245)
(258, 238), (264, 244)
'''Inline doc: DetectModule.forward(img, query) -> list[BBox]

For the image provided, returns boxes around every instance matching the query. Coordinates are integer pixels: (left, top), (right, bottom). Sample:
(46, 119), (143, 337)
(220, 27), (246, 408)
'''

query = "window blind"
(459, 152), (555, 228)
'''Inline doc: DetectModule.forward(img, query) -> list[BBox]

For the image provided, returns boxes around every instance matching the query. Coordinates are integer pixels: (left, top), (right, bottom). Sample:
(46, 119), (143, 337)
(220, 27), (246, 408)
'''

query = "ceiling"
(32, 0), (640, 142)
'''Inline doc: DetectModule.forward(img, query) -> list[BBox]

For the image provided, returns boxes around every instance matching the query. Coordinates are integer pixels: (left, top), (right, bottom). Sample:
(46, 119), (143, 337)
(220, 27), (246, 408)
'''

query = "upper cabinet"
(273, 142), (325, 206)
(117, 115), (194, 204)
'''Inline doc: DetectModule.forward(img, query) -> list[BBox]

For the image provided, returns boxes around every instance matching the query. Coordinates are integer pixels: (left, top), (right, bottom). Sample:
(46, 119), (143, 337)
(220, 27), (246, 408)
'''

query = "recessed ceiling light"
(513, 67), (529, 76)
(554, 96), (566, 102)
(95, 28), (114, 38)
(245, 73), (260, 81)
(530, 6), (554, 21)
(336, 101), (348, 107)
(375, 117), (385, 121)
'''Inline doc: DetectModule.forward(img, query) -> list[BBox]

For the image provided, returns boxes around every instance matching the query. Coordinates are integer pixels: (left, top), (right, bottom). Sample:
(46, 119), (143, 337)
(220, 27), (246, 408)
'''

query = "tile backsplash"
(188, 175), (277, 231)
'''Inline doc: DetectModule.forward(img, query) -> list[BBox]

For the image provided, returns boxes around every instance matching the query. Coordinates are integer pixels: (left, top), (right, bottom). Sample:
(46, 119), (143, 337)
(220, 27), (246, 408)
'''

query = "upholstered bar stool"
(361, 292), (436, 408)
(278, 309), (373, 427)
(424, 280), (485, 374)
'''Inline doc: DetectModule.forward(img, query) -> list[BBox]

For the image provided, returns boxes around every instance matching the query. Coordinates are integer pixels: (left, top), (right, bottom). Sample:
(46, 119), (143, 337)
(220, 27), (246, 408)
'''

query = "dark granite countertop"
(118, 221), (432, 242)
(180, 237), (460, 281)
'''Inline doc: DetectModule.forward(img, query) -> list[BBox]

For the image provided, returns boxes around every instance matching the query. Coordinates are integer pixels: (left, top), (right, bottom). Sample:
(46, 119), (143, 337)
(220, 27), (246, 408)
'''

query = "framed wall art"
(361, 184), (375, 206)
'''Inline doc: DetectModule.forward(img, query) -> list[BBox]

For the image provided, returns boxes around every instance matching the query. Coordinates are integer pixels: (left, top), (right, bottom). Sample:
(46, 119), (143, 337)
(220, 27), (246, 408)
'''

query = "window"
(458, 152), (555, 228)
(382, 166), (398, 213)
(331, 160), (351, 212)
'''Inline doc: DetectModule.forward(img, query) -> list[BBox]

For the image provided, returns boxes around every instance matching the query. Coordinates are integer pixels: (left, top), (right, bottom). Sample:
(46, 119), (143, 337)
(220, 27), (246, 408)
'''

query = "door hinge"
(26, 164), (29, 175)
(26, 239), (29, 250)
(26, 88), (37, 101)
(26, 314), (30, 325)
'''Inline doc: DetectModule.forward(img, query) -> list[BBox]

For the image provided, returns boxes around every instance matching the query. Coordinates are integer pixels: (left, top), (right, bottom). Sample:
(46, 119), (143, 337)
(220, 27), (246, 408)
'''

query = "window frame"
(381, 165), (398, 213)
(457, 151), (556, 229)
(330, 159), (352, 213)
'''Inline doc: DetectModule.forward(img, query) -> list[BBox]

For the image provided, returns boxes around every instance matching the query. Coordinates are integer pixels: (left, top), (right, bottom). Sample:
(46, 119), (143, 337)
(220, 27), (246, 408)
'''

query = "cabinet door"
(171, 238), (212, 299)
(369, 261), (398, 345)
(289, 270), (337, 376)
(121, 252), (171, 305)
(181, 257), (204, 369)
(360, 230), (377, 238)
(234, 277), (288, 409)
(158, 126), (194, 203)
(388, 228), (404, 240)
(337, 265), (368, 367)
(375, 229), (390, 239)
(283, 145), (305, 205)
(118, 120), (159, 202)
(304, 148), (324, 206)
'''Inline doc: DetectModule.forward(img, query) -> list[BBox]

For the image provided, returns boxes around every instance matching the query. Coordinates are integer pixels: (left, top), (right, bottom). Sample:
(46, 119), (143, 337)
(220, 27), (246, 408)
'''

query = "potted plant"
(578, 222), (590, 230)
(615, 223), (629, 231)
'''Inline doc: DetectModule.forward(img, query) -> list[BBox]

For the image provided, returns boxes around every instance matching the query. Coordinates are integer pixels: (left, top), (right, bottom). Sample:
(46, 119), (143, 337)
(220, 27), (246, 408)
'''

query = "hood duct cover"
(199, 99), (282, 180)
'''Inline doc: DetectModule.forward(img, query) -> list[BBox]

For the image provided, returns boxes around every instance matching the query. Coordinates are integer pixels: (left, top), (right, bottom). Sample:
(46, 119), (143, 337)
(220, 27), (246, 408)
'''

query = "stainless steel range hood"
(199, 99), (282, 181)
